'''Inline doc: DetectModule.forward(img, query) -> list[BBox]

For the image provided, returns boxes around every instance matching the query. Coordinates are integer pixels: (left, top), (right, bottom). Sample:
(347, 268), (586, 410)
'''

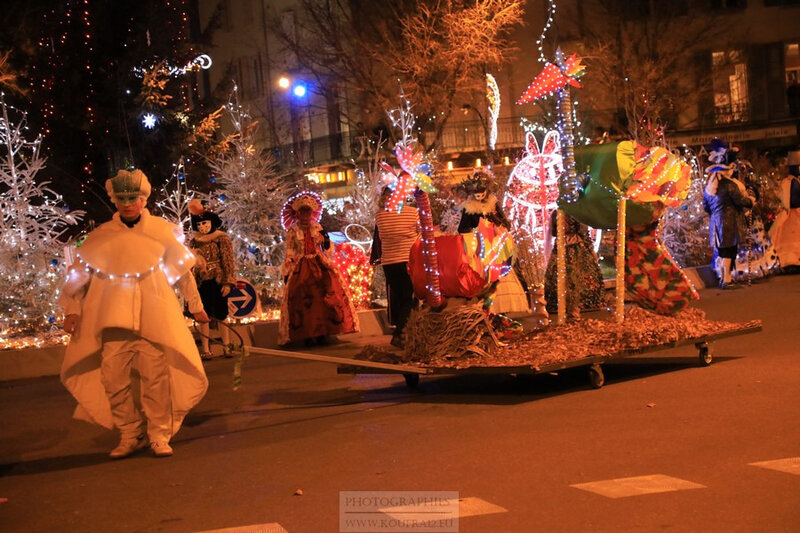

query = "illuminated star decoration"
(503, 130), (563, 256)
(486, 73), (501, 150)
(516, 54), (586, 105)
(142, 113), (157, 129)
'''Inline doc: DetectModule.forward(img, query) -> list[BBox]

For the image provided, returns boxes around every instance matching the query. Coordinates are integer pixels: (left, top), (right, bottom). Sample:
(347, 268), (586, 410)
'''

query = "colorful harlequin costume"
(457, 171), (528, 314)
(60, 169), (207, 458)
(279, 191), (359, 345)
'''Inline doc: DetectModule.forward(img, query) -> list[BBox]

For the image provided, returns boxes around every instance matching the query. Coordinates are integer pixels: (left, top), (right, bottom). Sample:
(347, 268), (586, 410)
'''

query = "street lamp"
(277, 75), (313, 167)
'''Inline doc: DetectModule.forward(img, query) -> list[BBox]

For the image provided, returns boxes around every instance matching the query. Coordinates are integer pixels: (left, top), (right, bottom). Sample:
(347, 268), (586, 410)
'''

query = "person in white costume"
(60, 169), (210, 459)
(769, 150), (800, 269)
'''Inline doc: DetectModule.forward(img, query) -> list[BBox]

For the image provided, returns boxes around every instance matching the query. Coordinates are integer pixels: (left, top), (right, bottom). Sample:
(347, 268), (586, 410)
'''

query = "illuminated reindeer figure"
(503, 130), (563, 259)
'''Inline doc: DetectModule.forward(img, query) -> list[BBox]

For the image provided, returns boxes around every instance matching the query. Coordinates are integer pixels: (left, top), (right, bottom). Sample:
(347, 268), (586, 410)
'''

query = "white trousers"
(100, 330), (172, 442)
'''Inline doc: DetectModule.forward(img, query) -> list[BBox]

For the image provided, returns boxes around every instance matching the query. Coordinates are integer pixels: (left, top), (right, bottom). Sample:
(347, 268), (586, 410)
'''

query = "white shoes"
(150, 441), (173, 457)
(109, 435), (147, 459)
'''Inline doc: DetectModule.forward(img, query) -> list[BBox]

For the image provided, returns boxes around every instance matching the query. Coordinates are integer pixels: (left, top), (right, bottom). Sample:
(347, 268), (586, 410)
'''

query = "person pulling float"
(188, 199), (238, 359)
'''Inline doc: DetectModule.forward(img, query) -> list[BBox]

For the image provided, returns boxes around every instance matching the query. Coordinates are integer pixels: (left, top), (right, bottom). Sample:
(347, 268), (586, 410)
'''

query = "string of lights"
(536, 0), (557, 64)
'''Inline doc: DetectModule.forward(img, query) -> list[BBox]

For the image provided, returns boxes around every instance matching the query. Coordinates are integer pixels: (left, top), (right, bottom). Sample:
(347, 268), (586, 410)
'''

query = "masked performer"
(279, 191), (359, 346)
(60, 169), (210, 459)
(188, 199), (237, 359)
(703, 139), (755, 288)
(458, 170), (529, 314)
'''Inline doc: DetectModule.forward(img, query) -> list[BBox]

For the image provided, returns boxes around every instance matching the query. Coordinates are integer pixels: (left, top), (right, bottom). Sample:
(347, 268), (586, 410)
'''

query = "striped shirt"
(375, 207), (420, 265)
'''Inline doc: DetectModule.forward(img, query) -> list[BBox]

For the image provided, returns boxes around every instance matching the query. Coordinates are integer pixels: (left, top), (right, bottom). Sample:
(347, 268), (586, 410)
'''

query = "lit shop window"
(306, 171), (350, 184)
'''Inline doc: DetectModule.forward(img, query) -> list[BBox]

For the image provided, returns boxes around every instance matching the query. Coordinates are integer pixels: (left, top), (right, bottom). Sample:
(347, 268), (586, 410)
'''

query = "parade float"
(239, 3), (762, 392)
(334, 48), (762, 389)
(247, 81), (762, 390)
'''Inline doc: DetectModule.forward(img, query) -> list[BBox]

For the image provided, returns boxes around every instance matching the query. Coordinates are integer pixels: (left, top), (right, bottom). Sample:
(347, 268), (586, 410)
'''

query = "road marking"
(456, 497), (508, 518)
(195, 523), (288, 533)
(749, 457), (800, 476)
(380, 496), (507, 520)
(571, 474), (706, 499)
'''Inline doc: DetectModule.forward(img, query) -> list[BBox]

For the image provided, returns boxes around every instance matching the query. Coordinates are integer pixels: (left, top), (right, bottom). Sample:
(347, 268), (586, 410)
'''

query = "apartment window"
(787, 43), (800, 83)
(787, 43), (800, 116)
(712, 50), (750, 124)
(764, 0), (800, 6)
(710, 0), (746, 8)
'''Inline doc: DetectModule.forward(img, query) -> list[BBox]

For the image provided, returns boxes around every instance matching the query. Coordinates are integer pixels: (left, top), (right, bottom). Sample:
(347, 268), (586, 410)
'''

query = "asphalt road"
(1, 274), (799, 532)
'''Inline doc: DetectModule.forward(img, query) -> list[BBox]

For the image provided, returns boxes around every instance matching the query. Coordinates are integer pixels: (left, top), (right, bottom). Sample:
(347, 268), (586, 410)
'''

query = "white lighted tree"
(154, 156), (194, 233)
(0, 95), (84, 339)
(205, 85), (299, 288)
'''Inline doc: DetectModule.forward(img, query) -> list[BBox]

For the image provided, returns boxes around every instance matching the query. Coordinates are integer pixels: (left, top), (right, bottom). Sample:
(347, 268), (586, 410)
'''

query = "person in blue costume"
(702, 139), (755, 289)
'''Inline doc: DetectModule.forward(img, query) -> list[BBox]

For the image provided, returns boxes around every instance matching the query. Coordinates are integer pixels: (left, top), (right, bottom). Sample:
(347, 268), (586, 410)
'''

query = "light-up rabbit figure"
(503, 130), (563, 259)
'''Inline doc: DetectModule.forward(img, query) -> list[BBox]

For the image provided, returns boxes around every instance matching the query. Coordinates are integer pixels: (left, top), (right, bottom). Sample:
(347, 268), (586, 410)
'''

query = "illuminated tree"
(568, 1), (731, 145)
(0, 96), (83, 339)
(205, 85), (300, 289)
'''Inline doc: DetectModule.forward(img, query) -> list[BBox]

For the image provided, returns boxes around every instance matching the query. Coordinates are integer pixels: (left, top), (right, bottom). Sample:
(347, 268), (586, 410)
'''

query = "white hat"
(105, 169), (151, 205)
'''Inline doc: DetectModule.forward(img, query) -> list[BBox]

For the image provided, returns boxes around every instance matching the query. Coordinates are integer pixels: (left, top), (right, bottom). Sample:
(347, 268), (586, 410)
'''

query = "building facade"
(196, 0), (800, 194)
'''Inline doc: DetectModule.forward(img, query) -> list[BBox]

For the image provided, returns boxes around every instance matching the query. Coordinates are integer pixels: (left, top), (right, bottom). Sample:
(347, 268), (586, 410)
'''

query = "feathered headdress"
(281, 191), (323, 230)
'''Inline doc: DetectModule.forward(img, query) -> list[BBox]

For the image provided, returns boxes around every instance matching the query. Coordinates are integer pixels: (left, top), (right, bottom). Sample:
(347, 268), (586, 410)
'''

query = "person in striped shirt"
(372, 188), (421, 348)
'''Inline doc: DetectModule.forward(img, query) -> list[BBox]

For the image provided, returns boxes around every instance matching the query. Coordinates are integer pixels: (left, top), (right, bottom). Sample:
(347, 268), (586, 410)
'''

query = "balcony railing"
(266, 116), (531, 170)
(438, 117), (529, 154)
(714, 102), (751, 125)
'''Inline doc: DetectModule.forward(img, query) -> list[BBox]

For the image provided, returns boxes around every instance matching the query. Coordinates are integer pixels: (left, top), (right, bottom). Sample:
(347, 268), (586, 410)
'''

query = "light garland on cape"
(71, 249), (194, 286)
